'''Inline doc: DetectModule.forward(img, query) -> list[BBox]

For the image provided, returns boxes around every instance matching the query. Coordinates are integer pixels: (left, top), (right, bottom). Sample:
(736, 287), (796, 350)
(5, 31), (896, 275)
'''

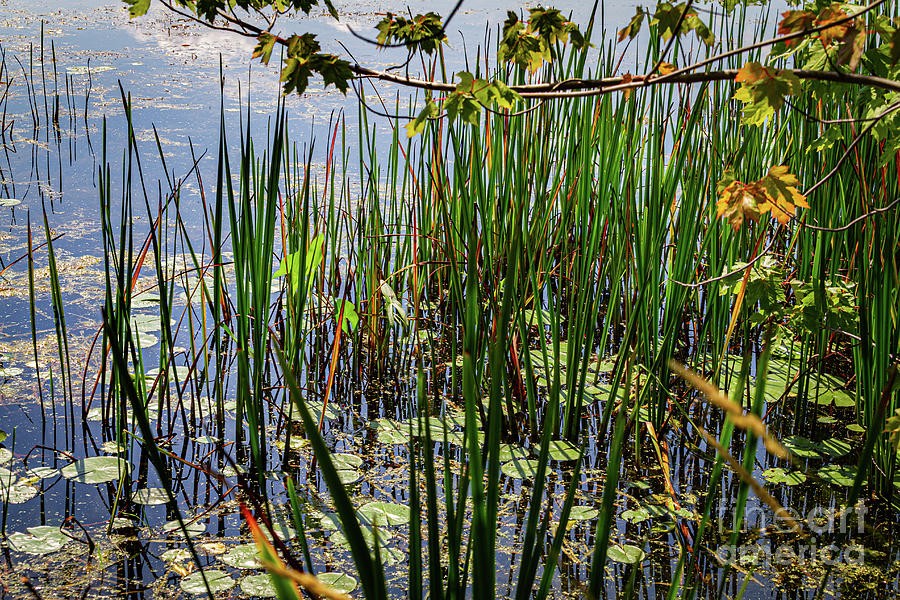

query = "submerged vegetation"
(0, 0), (899, 598)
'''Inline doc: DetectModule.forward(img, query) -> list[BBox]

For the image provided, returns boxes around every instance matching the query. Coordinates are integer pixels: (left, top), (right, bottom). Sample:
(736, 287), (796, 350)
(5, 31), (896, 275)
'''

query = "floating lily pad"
(330, 453), (363, 470)
(161, 548), (191, 563)
(819, 438), (851, 457)
(180, 569), (235, 595)
(0, 366), (23, 377)
(783, 436), (822, 459)
(336, 469), (362, 485)
(607, 544), (646, 564)
(498, 444), (529, 462)
(501, 458), (541, 480)
(61, 456), (129, 484)
(846, 423), (865, 434)
(133, 487), (169, 505)
(305, 401), (339, 421)
(567, 506), (599, 521)
(547, 441), (580, 462)
(621, 507), (651, 524)
(161, 519), (206, 538)
(330, 526), (390, 550)
(24, 467), (57, 479)
(241, 574), (276, 597)
(0, 198), (22, 208)
(358, 501), (411, 526)
(817, 389), (855, 408)
(100, 440), (126, 454)
(7, 525), (70, 554)
(1, 483), (37, 503)
(317, 572), (358, 594)
(818, 465), (857, 487)
(219, 543), (261, 569)
(762, 467), (807, 486)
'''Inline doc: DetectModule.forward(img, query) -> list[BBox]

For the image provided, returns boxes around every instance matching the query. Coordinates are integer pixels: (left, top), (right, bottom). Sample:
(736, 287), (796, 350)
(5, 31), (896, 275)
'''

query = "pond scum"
(0, 4), (899, 600)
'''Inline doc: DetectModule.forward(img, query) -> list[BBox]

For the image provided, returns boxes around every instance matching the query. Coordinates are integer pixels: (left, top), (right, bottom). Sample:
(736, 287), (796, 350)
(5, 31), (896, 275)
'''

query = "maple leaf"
(618, 7), (645, 42)
(815, 5), (852, 48)
(733, 62), (800, 126)
(715, 166), (809, 230)
(778, 10), (815, 47)
(756, 166), (809, 225)
(716, 180), (763, 231)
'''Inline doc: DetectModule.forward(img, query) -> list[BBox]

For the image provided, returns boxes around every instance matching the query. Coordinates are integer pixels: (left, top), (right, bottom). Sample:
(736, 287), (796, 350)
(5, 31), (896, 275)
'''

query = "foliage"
(716, 165), (809, 230)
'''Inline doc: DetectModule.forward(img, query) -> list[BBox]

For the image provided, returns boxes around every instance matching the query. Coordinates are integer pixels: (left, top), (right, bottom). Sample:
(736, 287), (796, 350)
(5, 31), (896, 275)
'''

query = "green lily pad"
(358, 501), (411, 526)
(0, 198), (22, 208)
(846, 423), (865, 434)
(330, 453), (363, 470)
(547, 440), (580, 462)
(180, 569), (235, 595)
(7, 525), (70, 554)
(161, 519), (206, 538)
(1, 484), (37, 504)
(100, 440), (126, 454)
(240, 574), (276, 597)
(621, 508), (651, 524)
(819, 438), (851, 458)
(24, 467), (58, 479)
(161, 548), (191, 563)
(567, 506), (599, 521)
(330, 526), (390, 550)
(783, 436), (822, 459)
(317, 572), (358, 594)
(607, 544), (646, 564)
(336, 469), (362, 485)
(498, 444), (530, 462)
(133, 487), (170, 505)
(501, 458), (541, 480)
(762, 467), (807, 485)
(61, 456), (129, 484)
(818, 465), (857, 487)
(305, 401), (339, 421)
(219, 543), (261, 569)
(817, 389), (855, 408)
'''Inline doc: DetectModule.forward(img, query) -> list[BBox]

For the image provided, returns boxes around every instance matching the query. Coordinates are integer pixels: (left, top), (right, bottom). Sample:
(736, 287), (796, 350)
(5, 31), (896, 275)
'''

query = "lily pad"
(567, 506), (599, 521)
(330, 453), (363, 470)
(621, 507), (651, 524)
(783, 436), (822, 459)
(607, 544), (646, 564)
(358, 501), (411, 526)
(161, 519), (207, 538)
(336, 469), (362, 485)
(0, 198), (22, 208)
(133, 487), (170, 505)
(61, 456), (129, 484)
(24, 467), (58, 479)
(819, 438), (852, 458)
(305, 401), (339, 421)
(241, 574), (277, 597)
(317, 572), (358, 594)
(498, 444), (530, 462)
(219, 543), (261, 569)
(161, 548), (191, 563)
(179, 569), (235, 595)
(818, 465), (857, 487)
(1, 484), (37, 503)
(762, 467), (807, 486)
(6, 525), (70, 554)
(501, 458), (541, 480)
(547, 440), (581, 462)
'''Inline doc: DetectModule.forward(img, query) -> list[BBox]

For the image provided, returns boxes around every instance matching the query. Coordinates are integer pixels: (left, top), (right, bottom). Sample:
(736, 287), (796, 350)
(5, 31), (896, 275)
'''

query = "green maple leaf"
(252, 33), (277, 66)
(124, 0), (151, 17)
(406, 99), (439, 138)
(732, 62), (800, 126)
(618, 7), (645, 42)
